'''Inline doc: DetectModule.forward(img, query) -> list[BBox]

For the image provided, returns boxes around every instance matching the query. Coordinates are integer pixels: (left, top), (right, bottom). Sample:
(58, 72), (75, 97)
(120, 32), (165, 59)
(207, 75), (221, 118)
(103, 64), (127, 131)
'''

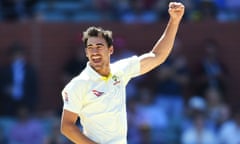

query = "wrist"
(169, 18), (181, 25)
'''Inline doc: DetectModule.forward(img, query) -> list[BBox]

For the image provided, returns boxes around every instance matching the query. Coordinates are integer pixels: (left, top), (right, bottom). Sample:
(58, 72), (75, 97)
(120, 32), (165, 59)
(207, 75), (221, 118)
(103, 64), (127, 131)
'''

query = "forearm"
(61, 124), (97, 144)
(133, 2), (184, 75)
(151, 18), (180, 62)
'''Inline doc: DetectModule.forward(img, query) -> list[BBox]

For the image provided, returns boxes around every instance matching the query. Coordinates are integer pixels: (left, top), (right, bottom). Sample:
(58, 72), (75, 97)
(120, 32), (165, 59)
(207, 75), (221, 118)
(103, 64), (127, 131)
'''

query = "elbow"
(60, 122), (68, 136)
(160, 56), (168, 64)
(156, 55), (168, 65)
(60, 124), (65, 135)
(61, 121), (76, 137)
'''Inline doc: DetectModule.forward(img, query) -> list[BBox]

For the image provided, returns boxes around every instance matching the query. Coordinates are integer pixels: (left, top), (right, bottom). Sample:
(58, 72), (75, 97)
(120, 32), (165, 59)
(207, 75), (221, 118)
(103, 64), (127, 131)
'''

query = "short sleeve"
(113, 56), (140, 85)
(61, 81), (83, 115)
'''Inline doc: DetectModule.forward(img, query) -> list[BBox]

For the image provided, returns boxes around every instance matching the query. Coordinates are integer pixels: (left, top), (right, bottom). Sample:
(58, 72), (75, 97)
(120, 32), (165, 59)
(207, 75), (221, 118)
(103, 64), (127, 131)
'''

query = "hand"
(168, 2), (185, 23)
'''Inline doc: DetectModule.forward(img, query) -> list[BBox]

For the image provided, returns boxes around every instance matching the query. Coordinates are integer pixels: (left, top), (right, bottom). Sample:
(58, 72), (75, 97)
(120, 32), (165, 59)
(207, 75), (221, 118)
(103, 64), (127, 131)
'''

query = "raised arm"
(139, 2), (185, 75)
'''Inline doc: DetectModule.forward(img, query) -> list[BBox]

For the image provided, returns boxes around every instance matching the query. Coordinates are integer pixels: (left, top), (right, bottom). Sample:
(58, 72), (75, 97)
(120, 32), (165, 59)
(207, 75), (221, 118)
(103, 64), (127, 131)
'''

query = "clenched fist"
(168, 2), (185, 23)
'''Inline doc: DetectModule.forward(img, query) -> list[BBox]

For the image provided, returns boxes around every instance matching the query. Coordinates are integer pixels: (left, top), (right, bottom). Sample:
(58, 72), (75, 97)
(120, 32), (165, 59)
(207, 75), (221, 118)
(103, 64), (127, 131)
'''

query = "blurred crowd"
(0, 36), (239, 144)
(0, 0), (240, 22)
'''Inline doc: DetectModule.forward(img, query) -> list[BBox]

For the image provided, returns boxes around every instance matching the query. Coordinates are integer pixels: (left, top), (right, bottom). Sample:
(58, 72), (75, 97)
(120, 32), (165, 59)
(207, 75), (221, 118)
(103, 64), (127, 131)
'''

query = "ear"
(85, 48), (88, 58)
(109, 46), (114, 55)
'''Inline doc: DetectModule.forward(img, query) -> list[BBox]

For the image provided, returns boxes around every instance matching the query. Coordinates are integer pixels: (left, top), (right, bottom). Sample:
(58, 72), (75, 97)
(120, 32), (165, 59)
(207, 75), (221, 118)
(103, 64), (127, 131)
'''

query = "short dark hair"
(82, 26), (113, 48)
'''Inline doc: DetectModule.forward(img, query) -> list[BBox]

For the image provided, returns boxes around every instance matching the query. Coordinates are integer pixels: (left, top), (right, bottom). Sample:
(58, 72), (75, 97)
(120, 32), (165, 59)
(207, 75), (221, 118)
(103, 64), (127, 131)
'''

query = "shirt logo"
(112, 75), (120, 85)
(92, 90), (104, 97)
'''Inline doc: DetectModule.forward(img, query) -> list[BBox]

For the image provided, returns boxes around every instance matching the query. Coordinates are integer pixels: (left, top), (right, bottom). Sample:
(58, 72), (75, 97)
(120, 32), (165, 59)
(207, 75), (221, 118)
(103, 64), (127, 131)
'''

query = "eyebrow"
(87, 43), (104, 47)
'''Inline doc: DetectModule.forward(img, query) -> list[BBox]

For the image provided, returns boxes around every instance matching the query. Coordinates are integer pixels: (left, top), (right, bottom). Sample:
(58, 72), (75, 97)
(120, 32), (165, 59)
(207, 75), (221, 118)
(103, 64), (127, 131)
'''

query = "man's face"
(85, 36), (113, 74)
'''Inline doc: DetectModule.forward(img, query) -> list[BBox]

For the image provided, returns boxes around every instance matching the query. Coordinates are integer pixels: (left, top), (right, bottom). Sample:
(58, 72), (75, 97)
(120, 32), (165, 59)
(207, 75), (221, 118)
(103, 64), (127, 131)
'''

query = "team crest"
(112, 75), (120, 85)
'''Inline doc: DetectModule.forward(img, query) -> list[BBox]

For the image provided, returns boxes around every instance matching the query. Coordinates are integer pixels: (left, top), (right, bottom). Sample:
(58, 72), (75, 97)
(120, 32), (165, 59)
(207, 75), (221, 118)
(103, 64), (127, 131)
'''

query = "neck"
(98, 69), (111, 77)
(90, 65), (110, 77)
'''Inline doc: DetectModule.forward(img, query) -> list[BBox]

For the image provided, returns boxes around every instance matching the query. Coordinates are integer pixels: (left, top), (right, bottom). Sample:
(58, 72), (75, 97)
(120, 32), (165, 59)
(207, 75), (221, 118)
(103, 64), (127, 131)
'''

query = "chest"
(81, 75), (125, 115)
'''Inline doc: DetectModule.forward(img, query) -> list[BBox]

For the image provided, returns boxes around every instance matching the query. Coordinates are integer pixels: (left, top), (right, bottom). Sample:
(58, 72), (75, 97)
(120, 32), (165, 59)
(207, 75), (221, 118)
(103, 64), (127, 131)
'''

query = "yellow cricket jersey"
(62, 56), (140, 144)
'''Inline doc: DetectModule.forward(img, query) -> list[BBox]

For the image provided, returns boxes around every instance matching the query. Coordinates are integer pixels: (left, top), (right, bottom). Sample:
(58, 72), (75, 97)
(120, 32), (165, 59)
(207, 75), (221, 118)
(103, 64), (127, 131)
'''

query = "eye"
(87, 46), (93, 50)
(97, 45), (104, 49)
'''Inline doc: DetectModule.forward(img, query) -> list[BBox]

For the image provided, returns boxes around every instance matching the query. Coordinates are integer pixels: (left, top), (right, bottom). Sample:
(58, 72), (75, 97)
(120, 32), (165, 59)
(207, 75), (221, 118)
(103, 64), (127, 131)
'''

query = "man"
(1, 42), (38, 116)
(61, 2), (185, 144)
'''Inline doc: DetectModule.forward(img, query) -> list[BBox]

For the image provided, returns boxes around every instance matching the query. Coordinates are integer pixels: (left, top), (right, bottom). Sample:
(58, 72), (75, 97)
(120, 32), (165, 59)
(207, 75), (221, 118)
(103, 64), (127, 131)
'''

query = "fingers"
(169, 2), (185, 10)
(168, 2), (185, 22)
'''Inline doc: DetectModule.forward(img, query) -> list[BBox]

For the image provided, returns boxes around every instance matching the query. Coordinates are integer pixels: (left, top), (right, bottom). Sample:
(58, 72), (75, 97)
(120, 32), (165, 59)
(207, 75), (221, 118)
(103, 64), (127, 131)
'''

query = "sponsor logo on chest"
(92, 90), (104, 97)
(91, 75), (121, 97)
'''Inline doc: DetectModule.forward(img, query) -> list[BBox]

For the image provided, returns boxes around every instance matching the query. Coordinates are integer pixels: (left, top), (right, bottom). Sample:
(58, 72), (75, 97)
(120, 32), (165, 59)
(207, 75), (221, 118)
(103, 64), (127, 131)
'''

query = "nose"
(89, 47), (99, 54)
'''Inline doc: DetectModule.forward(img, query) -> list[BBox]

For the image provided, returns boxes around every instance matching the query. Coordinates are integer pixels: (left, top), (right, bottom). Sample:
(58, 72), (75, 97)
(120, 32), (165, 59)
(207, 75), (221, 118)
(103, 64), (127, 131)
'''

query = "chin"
(91, 63), (102, 70)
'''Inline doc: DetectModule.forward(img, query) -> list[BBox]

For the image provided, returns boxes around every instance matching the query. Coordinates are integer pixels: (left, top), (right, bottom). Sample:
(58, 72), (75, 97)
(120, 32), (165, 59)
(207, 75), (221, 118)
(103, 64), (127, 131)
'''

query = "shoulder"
(61, 76), (89, 101)
(112, 56), (140, 69)
(65, 73), (89, 90)
(114, 55), (139, 64)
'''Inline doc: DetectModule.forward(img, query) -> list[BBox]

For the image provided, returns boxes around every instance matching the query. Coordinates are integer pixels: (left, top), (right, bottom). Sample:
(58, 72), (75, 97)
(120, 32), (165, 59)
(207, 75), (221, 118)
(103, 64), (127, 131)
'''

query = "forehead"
(87, 37), (107, 46)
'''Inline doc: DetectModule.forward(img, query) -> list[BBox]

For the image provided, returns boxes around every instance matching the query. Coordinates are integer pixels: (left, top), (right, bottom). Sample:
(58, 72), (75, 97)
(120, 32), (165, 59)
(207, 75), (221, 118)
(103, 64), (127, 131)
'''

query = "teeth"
(92, 56), (101, 63)
(92, 56), (101, 59)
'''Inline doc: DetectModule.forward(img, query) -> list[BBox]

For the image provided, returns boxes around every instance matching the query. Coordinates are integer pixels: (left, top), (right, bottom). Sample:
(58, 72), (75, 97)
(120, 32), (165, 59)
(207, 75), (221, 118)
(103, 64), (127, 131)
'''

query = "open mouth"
(91, 55), (102, 63)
